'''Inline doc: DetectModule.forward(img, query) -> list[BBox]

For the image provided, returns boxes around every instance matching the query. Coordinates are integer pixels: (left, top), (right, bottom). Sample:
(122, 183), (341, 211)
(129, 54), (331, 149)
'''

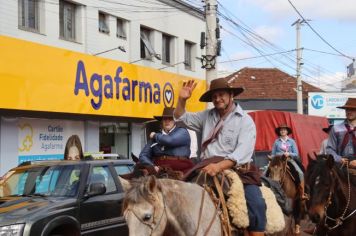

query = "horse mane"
(269, 155), (287, 167)
(123, 176), (160, 209)
(307, 154), (352, 186)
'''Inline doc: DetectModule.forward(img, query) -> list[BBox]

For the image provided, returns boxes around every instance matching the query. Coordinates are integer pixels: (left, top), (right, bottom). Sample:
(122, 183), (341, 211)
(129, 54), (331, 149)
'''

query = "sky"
(190, 0), (356, 91)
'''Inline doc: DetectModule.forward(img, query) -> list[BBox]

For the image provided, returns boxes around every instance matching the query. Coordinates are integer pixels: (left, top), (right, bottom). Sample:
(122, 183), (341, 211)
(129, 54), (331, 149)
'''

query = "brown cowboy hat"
(153, 107), (175, 121)
(322, 125), (333, 133)
(199, 77), (244, 102)
(337, 98), (356, 109)
(275, 124), (292, 136)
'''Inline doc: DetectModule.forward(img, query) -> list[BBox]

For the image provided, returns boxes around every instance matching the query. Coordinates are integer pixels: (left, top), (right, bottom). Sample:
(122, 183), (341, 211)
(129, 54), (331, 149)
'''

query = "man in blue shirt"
(327, 98), (356, 168)
(139, 107), (194, 173)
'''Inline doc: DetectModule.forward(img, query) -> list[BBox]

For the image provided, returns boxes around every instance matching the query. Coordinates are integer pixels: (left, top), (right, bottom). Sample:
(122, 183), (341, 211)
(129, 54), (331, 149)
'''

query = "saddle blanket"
(224, 169), (285, 234)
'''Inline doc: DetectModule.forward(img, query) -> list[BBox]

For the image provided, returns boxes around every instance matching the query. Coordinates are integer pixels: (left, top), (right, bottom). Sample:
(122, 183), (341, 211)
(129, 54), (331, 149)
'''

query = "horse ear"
(118, 176), (131, 192)
(267, 155), (272, 161)
(146, 175), (161, 194)
(131, 152), (139, 163)
(307, 153), (315, 163)
(326, 155), (334, 169)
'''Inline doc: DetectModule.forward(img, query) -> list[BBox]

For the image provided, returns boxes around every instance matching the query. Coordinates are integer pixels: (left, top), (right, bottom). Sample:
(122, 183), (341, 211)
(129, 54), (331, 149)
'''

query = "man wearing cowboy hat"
(174, 78), (266, 236)
(327, 98), (356, 167)
(138, 107), (194, 173)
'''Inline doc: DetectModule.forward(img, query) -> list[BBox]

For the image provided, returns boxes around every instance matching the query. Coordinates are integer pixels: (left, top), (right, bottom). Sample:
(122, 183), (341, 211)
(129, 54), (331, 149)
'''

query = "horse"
(305, 154), (356, 235)
(267, 155), (304, 234)
(120, 175), (222, 236)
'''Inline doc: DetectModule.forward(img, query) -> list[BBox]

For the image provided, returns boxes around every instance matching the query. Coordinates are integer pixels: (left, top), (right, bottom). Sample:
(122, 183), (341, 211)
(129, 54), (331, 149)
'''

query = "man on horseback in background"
(271, 124), (308, 200)
(327, 98), (356, 168)
(174, 78), (266, 236)
(138, 107), (194, 174)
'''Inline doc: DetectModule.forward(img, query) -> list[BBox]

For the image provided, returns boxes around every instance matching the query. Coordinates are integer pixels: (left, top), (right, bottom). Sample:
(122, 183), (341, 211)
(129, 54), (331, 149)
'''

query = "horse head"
(268, 155), (288, 182)
(123, 175), (167, 236)
(306, 154), (337, 223)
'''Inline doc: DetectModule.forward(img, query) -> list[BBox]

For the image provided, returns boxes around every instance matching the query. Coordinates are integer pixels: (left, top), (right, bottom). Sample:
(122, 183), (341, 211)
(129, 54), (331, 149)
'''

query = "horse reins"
(280, 157), (294, 186)
(193, 171), (231, 236)
(322, 163), (356, 231)
(125, 192), (167, 236)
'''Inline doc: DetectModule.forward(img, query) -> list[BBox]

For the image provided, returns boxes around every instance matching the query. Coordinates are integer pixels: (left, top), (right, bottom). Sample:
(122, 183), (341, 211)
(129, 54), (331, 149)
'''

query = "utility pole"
(292, 19), (305, 114)
(204, 0), (218, 85)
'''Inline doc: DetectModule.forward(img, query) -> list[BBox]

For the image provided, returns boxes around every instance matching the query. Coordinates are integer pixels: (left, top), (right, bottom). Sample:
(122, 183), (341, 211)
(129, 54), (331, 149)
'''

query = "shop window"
(99, 122), (130, 158)
(184, 41), (194, 70)
(59, 0), (77, 41)
(162, 34), (173, 65)
(140, 27), (156, 59)
(99, 12), (110, 34)
(116, 18), (127, 39)
(18, 0), (40, 32)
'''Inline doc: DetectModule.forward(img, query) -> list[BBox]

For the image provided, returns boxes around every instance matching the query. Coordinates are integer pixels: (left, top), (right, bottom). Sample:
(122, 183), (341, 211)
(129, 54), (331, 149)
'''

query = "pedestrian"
(326, 98), (356, 167)
(64, 134), (84, 160)
(319, 125), (333, 155)
(138, 107), (194, 173)
(174, 78), (266, 236)
(271, 124), (308, 200)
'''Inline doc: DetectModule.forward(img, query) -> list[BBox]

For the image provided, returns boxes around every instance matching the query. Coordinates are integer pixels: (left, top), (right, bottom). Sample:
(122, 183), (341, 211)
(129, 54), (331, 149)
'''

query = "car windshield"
(0, 165), (82, 198)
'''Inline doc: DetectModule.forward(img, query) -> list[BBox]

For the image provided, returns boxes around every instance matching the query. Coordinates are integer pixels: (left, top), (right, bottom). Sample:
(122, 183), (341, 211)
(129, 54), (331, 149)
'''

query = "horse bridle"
(125, 192), (167, 236)
(319, 163), (356, 232)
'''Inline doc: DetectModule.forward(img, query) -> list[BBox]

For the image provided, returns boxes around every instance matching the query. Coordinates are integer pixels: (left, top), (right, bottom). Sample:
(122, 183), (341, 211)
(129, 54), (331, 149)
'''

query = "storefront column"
(130, 123), (144, 158)
(84, 121), (100, 154)
(0, 117), (19, 175)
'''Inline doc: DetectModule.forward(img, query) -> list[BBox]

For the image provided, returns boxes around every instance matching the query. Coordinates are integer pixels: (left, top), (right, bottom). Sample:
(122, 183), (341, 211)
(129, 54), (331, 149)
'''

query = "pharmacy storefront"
(0, 35), (205, 175)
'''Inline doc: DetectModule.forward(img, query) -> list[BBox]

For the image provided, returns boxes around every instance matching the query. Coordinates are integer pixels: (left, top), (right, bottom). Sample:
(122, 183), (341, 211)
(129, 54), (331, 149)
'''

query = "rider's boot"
(299, 180), (308, 200)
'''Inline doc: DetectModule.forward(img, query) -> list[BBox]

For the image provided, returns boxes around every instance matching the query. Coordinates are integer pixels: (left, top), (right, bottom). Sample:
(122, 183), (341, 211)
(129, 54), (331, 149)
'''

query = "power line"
(304, 48), (353, 58)
(216, 2), (345, 90)
(287, 0), (354, 60)
(220, 49), (296, 63)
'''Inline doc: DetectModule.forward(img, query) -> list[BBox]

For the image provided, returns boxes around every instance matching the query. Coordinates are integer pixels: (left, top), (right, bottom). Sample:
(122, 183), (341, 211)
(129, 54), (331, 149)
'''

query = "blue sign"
(311, 95), (324, 109)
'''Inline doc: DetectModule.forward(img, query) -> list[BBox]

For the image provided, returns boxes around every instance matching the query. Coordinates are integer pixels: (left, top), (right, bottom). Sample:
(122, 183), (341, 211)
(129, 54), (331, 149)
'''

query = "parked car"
(0, 159), (134, 236)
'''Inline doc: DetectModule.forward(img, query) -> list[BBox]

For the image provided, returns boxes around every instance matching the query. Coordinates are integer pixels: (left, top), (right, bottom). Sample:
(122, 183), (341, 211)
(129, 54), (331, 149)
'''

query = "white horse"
(120, 175), (222, 236)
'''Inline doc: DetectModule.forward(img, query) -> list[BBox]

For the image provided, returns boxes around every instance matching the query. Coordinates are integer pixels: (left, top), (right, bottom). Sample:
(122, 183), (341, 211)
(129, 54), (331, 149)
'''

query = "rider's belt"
(156, 155), (189, 161)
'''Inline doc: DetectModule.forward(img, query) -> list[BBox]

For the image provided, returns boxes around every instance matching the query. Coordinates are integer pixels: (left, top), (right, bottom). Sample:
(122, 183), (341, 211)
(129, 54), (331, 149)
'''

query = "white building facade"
(0, 0), (206, 174)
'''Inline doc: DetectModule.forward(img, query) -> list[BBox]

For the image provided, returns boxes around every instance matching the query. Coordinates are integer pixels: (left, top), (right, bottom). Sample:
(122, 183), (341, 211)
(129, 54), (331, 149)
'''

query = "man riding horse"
(138, 107), (194, 174)
(327, 98), (356, 168)
(174, 78), (266, 236)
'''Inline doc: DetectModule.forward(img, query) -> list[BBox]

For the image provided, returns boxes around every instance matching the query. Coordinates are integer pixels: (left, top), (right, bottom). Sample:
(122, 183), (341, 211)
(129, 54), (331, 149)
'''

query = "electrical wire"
(287, 0), (354, 60)
(216, 1), (346, 90)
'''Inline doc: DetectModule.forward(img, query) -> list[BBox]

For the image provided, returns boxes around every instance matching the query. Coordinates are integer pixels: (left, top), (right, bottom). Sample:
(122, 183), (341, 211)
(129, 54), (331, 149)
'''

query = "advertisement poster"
(18, 118), (84, 163)
(308, 92), (356, 119)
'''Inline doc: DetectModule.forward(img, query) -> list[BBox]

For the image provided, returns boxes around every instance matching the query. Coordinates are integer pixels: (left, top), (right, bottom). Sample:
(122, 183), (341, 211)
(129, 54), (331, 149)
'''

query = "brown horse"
(267, 155), (304, 234)
(120, 175), (222, 236)
(305, 154), (356, 235)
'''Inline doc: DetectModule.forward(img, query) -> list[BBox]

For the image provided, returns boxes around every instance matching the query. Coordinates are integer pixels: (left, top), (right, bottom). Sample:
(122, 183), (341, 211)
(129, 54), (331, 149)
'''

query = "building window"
(99, 12), (110, 34)
(184, 41), (194, 70)
(162, 34), (172, 65)
(140, 27), (156, 59)
(116, 18), (126, 39)
(59, 0), (76, 41)
(18, 0), (40, 31)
